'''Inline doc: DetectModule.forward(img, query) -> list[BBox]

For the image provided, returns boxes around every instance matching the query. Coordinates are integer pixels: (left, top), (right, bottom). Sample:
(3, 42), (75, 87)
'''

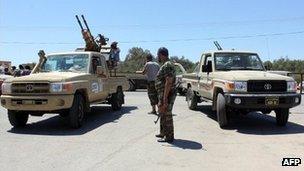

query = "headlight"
(1, 82), (12, 94)
(287, 81), (297, 92)
(226, 81), (247, 92)
(234, 81), (247, 91)
(50, 82), (73, 93)
(50, 83), (63, 92)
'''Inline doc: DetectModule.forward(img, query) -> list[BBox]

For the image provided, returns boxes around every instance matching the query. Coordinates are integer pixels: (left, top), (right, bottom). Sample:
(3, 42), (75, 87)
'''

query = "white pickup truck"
(1, 51), (129, 128)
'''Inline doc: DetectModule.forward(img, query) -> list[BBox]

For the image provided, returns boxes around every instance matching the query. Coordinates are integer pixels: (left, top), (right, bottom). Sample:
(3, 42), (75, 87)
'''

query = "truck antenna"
(214, 41), (223, 50)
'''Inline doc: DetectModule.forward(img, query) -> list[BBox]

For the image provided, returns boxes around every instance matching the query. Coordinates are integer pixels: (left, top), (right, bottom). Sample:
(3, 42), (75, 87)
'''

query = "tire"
(59, 111), (68, 117)
(111, 87), (124, 111)
(275, 108), (289, 126)
(178, 88), (186, 96)
(216, 93), (228, 128)
(68, 94), (85, 128)
(128, 80), (136, 91)
(8, 110), (29, 127)
(186, 87), (198, 110)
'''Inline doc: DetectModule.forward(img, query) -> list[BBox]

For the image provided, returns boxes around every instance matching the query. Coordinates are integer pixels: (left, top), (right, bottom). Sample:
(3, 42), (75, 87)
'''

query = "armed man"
(155, 47), (177, 143)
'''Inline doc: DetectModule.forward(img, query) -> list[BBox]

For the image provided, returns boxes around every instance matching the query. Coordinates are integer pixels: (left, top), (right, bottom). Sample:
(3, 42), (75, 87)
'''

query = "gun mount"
(75, 15), (108, 52)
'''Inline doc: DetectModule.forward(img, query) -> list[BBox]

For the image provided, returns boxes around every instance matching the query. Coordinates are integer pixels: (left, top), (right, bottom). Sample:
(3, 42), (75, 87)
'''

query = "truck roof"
(47, 51), (104, 56)
(203, 50), (258, 54)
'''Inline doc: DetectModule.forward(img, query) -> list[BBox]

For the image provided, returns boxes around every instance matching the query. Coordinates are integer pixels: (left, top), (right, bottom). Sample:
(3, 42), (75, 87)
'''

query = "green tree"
(118, 47), (153, 73)
(263, 60), (273, 70)
(170, 56), (196, 72)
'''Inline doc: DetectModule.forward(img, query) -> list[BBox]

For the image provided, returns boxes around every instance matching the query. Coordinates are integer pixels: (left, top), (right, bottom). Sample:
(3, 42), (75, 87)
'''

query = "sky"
(0, 0), (304, 66)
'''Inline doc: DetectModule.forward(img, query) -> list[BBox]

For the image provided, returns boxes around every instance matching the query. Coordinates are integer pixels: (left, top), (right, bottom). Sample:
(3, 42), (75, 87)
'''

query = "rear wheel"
(275, 108), (289, 126)
(186, 87), (198, 110)
(178, 88), (186, 96)
(128, 80), (136, 91)
(59, 111), (69, 117)
(68, 94), (85, 128)
(111, 87), (124, 111)
(216, 93), (228, 128)
(8, 110), (29, 127)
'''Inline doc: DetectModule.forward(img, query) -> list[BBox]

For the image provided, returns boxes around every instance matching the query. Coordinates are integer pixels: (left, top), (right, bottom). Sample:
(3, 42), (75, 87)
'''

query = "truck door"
(90, 55), (109, 101)
(198, 54), (214, 99)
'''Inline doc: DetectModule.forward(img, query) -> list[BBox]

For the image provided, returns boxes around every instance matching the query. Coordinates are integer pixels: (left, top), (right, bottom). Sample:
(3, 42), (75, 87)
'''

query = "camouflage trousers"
(159, 92), (176, 139)
(147, 81), (158, 106)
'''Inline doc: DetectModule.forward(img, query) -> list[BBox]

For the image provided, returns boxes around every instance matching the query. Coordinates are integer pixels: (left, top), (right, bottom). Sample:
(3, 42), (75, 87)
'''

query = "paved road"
(0, 92), (303, 170)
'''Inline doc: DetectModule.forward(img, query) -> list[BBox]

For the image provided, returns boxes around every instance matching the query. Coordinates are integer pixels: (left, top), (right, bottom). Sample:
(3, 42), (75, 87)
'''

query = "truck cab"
(183, 50), (301, 128)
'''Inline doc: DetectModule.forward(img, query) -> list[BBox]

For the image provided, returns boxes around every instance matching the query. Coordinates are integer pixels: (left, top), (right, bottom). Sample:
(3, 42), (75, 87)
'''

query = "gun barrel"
(75, 15), (84, 30)
(81, 15), (91, 32)
(214, 41), (223, 50)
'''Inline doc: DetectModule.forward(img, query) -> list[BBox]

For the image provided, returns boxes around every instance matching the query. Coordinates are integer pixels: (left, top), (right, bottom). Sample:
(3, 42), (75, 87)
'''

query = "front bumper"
(225, 93), (301, 109)
(1, 94), (74, 111)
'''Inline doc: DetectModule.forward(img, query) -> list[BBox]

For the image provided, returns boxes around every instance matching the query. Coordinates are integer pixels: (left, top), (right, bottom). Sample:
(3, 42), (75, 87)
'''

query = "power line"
(1, 30), (304, 45)
(1, 16), (304, 30)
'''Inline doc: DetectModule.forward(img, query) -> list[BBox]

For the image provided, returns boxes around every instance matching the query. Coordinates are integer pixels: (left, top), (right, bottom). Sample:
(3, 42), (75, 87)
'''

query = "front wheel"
(275, 108), (289, 126)
(216, 93), (228, 128)
(111, 87), (124, 111)
(8, 110), (29, 127)
(68, 94), (85, 128)
(186, 87), (198, 110)
(178, 88), (186, 96)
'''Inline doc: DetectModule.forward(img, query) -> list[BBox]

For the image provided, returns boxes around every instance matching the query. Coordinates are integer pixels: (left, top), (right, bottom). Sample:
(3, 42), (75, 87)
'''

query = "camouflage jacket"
(155, 60), (176, 102)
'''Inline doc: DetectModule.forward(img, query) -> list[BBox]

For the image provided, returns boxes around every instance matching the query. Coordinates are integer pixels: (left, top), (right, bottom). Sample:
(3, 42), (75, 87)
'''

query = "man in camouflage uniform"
(136, 54), (160, 114)
(155, 47), (177, 143)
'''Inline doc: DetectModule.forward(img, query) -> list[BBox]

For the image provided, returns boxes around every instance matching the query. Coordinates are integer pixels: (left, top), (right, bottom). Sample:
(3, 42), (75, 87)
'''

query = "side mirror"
(202, 61), (212, 73)
(96, 66), (106, 76)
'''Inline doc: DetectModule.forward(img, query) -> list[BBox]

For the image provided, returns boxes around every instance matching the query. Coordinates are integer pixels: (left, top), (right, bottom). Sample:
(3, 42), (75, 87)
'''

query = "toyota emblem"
(25, 84), (34, 92)
(264, 83), (272, 90)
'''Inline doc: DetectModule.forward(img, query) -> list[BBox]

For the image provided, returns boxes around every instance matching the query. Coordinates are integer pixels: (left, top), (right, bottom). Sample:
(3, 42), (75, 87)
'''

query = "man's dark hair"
(146, 54), (153, 61)
(19, 65), (24, 70)
(157, 47), (169, 57)
(25, 65), (31, 70)
(12, 66), (16, 70)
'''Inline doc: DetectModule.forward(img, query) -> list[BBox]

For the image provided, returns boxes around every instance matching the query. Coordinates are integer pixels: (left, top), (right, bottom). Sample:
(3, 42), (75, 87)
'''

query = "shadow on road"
(197, 104), (304, 135)
(168, 139), (203, 150)
(8, 105), (138, 136)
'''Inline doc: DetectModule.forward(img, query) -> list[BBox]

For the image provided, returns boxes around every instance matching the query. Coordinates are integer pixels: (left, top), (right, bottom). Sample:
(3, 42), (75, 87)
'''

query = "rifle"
(154, 81), (181, 124)
(75, 15), (100, 52)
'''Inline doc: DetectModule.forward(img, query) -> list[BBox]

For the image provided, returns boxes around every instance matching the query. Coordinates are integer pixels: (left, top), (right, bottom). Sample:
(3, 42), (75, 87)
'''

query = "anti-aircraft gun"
(75, 15), (108, 52)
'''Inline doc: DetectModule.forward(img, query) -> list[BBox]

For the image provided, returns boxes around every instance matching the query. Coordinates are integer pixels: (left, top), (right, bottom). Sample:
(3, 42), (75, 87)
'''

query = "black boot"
(157, 136), (174, 143)
(155, 134), (165, 138)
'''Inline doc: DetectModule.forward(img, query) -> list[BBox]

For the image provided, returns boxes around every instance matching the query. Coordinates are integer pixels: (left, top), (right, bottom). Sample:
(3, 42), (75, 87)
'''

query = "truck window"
(204, 55), (212, 65)
(214, 53), (264, 71)
(42, 54), (88, 73)
(203, 55), (213, 72)
(91, 56), (101, 74)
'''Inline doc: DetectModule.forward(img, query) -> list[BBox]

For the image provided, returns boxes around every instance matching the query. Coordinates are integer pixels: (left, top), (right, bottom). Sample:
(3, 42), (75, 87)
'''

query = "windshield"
(215, 53), (264, 71)
(41, 54), (89, 73)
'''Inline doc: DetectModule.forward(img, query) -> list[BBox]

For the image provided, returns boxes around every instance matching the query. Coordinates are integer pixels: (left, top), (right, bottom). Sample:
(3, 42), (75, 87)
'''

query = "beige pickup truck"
(1, 51), (129, 128)
(183, 50), (301, 128)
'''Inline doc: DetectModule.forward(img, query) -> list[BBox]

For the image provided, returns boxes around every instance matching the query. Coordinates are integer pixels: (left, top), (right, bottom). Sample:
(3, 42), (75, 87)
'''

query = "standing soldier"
(109, 42), (120, 68)
(136, 54), (160, 114)
(155, 47), (177, 143)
